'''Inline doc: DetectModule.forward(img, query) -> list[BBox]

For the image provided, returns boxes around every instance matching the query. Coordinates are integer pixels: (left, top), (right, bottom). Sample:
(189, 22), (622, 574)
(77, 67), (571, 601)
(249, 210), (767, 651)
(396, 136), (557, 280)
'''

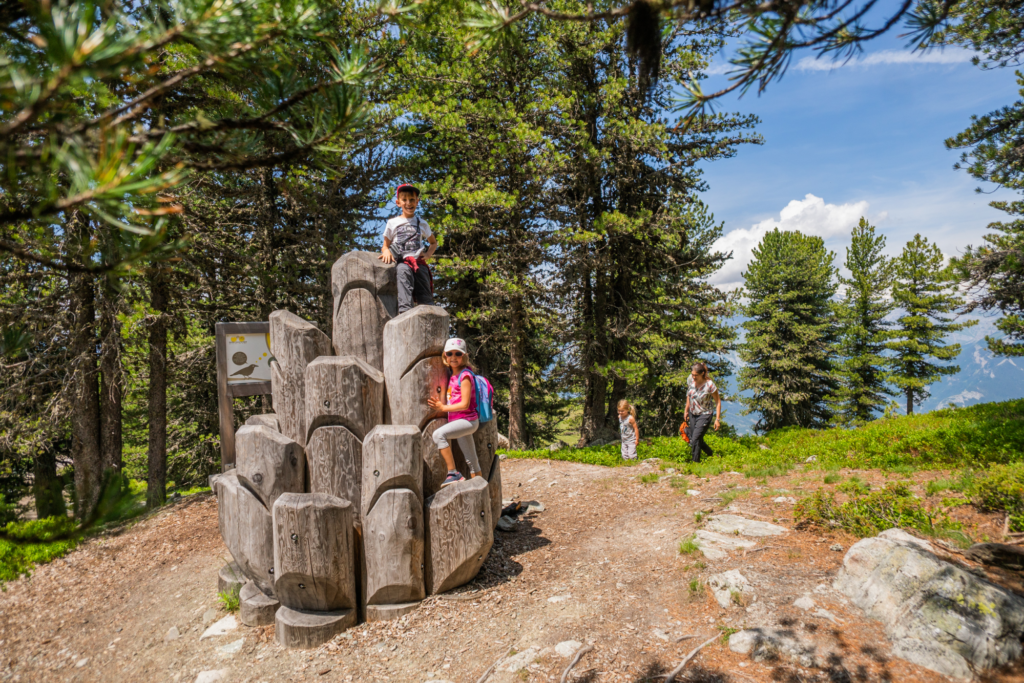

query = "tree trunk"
(68, 222), (102, 520)
(606, 375), (628, 426)
(147, 270), (169, 509)
(508, 299), (527, 449)
(33, 446), (65, 519)
(906, 389), (914, 416)
(99, 286), (123, 474)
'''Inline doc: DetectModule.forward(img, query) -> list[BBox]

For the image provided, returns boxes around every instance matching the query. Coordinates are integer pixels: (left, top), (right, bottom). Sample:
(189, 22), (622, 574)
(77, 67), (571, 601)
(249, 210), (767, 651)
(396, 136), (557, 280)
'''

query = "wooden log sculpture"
(303, 355), (384, 444)
(269, 310), (332, 447)
(424, 477), (493, 595)
(307, 425), (362, 514)
(235, 425), (305, 509)
(472, 419), (503, 529)
(273, 493), (357, 612)
(215, 471), (276, 595)
(240, 581), (280, 627)
(245, 414), (280, 432)
(331, 251), (398, 371)
(361, 425), (425, 610)
(382, 306), (449, 429)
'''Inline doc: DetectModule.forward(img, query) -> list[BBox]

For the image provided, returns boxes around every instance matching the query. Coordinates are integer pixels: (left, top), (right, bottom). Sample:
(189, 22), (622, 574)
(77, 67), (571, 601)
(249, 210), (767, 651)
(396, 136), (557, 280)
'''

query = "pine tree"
(738, 229), (839, 432)
(833, 218), (895, 424)
(888, 234), (977, 415)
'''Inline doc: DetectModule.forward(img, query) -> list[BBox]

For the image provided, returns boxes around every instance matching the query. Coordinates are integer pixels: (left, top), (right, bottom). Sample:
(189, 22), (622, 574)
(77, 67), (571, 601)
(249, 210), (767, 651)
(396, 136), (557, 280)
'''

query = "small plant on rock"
(679, 535), (699, 555)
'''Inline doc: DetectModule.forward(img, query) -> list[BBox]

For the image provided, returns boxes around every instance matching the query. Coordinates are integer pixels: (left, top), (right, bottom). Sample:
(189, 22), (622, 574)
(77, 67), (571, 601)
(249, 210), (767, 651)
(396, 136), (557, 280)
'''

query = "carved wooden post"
(273, 493), (358, 647)
(382, 307), (449, 429)
(245, 414), (280, 432)
(235, 425), (305, 509)
(307, 426), (362, 513)
(361, 425), (424, 621)
(424, 477), (493, 595)
(472, 419), (502, 529)
(214, 471), (243, 569)
(240, 581), (280, 626)
(216, 471), (276, 595)
(269, 310), (331, 447)
(331, 251), (398, 371)
(421, 418), (449, 499)
(303, 356), (384, 444)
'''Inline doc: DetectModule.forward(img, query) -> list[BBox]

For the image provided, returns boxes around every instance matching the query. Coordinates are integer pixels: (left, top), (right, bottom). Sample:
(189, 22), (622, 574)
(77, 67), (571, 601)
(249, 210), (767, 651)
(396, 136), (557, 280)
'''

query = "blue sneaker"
(441, 471), (465, 488)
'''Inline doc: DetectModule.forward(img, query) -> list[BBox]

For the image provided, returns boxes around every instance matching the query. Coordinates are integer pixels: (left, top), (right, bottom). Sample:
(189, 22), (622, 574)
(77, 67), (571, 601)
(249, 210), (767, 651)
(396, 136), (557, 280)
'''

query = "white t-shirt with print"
(383, 215), (432, 259)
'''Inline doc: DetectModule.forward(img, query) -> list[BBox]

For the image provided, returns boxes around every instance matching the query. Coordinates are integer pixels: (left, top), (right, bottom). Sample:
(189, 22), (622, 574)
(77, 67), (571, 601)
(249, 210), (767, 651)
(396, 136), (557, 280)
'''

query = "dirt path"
(1, 458), (1021, 683)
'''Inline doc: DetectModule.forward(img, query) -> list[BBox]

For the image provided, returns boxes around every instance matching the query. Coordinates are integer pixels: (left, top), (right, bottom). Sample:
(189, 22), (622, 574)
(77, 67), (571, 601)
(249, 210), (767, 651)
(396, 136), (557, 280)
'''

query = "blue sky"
(695, 29), (1022, 290)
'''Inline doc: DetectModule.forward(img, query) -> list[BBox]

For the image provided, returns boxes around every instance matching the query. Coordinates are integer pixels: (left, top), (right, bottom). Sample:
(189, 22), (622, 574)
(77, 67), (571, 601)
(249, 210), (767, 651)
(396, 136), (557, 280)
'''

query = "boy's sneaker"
(441, 471), (465, 488)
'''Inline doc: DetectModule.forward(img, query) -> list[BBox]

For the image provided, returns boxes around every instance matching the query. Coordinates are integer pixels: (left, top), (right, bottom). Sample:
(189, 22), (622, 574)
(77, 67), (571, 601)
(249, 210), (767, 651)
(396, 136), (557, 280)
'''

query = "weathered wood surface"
(334, 288), (390, 371)
(245, 413), (280, 432)
(365, 602), (420, 623)
(420, 418), (449, 499)
(303, 355), (384, 443)
(382, 307), (449, 427)
(424, 477), (493, 595)
(269, 310), (331, 446)
(240, 580), (280, 627)
(214, 472), (243, 568)
(486, 446), (502, 531)
(275, 606), (356, 649)
(363, 489), (425, 605)
(965, 543), (1024, 571)
(272, 493), (357, 611)
(235, 424), (304, 509)
(307, 425), (362, 516)
(473, 419), (498, 486)
(236, 483), (276, 595)
(218, 562), (245, 596)
(331, 250), (398, 319)
(362, 425), (422, 517)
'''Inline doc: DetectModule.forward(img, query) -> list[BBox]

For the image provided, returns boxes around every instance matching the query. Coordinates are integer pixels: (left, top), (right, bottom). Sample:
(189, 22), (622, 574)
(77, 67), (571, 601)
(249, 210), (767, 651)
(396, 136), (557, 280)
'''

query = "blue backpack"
(457, 369), (494, 423)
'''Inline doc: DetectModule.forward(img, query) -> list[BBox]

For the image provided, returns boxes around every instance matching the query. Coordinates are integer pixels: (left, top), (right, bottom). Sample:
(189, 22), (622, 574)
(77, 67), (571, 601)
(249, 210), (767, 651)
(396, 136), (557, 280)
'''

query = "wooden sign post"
(216, 321), (273, 471)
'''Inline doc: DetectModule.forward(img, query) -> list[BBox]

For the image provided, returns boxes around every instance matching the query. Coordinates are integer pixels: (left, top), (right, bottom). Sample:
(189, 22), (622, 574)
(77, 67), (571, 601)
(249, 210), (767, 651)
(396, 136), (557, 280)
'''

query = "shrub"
(669, 476), (688, 489)
(639, 473), (660, 484)
(794, 483), (965, 542)
(972, 463), (1024, 532)
(823, 473), (841, 484)
(0, 536), (78, 583)
(836, 477), (870, 496)
(4, 516), (77, 542)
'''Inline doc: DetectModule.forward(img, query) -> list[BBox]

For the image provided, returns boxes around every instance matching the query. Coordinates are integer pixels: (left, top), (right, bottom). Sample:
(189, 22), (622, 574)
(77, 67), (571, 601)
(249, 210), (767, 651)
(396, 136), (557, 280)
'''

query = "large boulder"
(834, 528), (1024, 681)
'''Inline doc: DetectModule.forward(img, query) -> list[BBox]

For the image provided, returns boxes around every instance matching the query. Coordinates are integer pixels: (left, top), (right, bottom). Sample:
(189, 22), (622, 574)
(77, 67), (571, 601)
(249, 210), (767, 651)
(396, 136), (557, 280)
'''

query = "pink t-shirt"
(446, 369), (478, 422)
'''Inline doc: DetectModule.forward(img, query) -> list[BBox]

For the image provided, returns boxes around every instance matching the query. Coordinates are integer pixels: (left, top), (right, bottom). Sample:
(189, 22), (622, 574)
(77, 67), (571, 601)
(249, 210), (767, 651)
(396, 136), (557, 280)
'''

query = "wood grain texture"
(245, 414), (280, 432)
(275, 606), (356, 649)
(240, 580), (280, 627)
(363, 489), (425, 605)
(235, 425), (305, 509)
(214, 471), (243, 568)
(269, 310), (331, 447)
(472, 419), (498, 487)
(307, 426), (362, 517)
(486, 445), (503, 531)
(365, 602), (420, 623)
(382, 306), (449, 427)
(331, 251), (398, 319)
(218, 562), (245, 596)
(334, 288), (391, 372)
(361, 424), (422, 517)
(424, 477), (493, 595)
(272, 492), (356, 611)
(420, 418), (448, 499)
(237, 483), (276, 595)
(303, 355), (384, 443)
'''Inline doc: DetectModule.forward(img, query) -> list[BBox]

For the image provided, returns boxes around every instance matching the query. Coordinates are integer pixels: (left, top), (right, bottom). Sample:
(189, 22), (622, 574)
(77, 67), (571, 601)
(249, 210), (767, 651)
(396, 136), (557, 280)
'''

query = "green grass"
(678, 535), (699, 555)
(669, 476), (688, 489)
(219, 586), (241, 611)
(837, 477), (871, 495)
(823, 473), (841, 484)
(639, 472), (660, 484)
(501, 399), (1024, 476)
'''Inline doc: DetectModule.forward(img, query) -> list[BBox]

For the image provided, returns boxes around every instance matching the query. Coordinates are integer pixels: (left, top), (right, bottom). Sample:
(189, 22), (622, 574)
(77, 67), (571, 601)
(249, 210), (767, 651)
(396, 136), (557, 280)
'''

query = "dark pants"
(397, 261), (433, 313)
(687, 413), (714, 463)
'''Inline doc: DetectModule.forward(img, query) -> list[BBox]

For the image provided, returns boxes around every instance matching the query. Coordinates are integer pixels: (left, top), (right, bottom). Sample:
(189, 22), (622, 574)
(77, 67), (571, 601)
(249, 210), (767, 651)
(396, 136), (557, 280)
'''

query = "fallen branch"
(674, 634), (698, 643)
(476, 650), (509, 683)
(662, 634), (719, 682)
(560, 644), (595, 683)
(743, 546), (778, 556)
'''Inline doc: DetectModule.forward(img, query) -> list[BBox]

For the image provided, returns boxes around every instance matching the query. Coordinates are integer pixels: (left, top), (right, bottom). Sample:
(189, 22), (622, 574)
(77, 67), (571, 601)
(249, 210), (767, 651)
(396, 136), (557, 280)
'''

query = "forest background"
(1, 0), (1022, 524)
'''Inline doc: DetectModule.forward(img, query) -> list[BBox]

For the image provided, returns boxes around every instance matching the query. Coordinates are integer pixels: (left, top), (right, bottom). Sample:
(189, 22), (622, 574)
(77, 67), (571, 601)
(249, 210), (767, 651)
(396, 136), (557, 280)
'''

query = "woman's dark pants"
(687, 413), (714, 463)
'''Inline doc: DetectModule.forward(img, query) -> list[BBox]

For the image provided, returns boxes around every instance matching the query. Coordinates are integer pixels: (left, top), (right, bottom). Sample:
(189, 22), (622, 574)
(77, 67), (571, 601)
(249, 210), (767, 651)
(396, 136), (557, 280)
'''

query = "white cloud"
(793, 49), (973, 72)
(710, 194), (881, 290)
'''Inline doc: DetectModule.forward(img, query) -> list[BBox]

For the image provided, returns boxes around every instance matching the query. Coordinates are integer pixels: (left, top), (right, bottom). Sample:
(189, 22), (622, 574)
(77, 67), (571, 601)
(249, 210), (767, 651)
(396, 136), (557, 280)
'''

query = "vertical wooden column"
(361, 425), (424, 621)
(424, 477), (493, 595)
(331, 251), (398, 372)
(269, 310), (331, 447)
(382, 307), (449, 429)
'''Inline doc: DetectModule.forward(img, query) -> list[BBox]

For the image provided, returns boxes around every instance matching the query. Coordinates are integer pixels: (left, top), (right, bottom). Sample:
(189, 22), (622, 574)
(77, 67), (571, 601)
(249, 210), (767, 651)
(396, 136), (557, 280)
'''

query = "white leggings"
(432, 419), (481, 474)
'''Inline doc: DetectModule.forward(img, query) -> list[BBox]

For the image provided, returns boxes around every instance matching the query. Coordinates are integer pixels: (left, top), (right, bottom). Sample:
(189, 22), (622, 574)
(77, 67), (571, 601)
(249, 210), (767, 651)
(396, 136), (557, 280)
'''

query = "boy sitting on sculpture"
(380, 183), (438, 313)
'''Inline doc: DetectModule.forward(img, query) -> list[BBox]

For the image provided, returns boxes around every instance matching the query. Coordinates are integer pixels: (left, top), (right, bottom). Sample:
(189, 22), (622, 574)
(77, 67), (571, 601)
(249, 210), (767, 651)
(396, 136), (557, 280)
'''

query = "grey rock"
(694, 530), (756, 560)
(651, 628), (670, 642)
(500, 646), (541, 672)
(525, 500), (544, 513)
(555, 640), (583, 657)
(706, 514), (788, 537)
(758, 444), (770, 451)
(216, 638), (244, 655)
(729, 628), (818, 668)
(495, 516), (516, 532)
(793, 596), (815, 611)
(195, 671), (230, 683)
(548, 442), (565, 452)
(164, 626), (181, 643)
(830, 543), (844, 552)
(804, 455), (816, 462)
(202, 609), (217, 626)
(773, 496), (796, 504)
(708, 569), (752, 609)
(496, 432), (510, 449)
(835, 528), (1024, 681)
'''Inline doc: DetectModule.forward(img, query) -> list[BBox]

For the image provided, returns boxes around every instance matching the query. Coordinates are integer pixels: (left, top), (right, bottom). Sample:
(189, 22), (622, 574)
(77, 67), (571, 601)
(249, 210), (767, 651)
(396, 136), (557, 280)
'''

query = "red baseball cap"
(396, 183), (420, 197)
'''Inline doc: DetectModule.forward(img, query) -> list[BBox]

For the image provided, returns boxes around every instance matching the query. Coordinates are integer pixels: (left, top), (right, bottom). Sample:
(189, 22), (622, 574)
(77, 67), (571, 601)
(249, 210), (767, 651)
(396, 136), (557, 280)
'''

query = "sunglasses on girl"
(445, 351), (464, 357)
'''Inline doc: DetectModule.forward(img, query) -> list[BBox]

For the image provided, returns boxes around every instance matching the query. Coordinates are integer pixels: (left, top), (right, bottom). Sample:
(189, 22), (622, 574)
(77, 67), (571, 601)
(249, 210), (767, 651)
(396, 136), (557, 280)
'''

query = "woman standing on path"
(684, 362), (721, 463)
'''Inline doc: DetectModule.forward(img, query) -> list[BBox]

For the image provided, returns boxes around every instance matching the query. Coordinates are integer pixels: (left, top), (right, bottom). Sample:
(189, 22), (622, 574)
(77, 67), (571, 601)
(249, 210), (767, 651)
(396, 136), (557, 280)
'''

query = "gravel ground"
(1, 457), (1022, 683)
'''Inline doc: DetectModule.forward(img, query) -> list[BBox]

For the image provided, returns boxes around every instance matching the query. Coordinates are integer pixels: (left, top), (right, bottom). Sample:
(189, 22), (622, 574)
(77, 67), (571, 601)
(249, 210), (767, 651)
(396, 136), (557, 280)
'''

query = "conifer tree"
(833, 218), (895, 424)
(888, 234), (976, 415)
(738, 229), (838, 432)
